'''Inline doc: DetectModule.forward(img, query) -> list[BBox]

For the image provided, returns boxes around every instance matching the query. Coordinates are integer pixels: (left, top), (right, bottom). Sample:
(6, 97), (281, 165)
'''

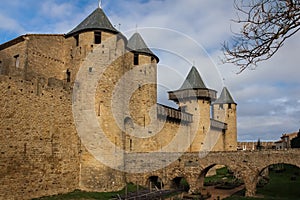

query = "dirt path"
(204, 184), (245, 200)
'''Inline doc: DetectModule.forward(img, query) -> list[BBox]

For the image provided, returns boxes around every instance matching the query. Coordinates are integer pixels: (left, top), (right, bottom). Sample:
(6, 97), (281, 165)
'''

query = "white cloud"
(0, 13), (24, 33)
(40, 1), (74, 19)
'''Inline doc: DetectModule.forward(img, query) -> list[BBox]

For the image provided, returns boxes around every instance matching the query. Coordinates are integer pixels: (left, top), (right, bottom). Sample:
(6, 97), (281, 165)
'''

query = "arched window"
(124, 117), (134, 130)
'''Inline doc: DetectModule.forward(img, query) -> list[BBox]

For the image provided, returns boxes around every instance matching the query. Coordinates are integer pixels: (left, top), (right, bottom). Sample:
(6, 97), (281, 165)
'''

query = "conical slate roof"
(179, 66), (206, 90)
(65, 8), (119, 37)
(214, 87), (236, 104)
(127, 32), (159, 62)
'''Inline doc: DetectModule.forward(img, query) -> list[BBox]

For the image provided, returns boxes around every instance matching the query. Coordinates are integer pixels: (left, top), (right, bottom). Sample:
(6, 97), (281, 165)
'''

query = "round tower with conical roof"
(213, 87), (237, 151)
(168, 66), (217, 152)
(64, 6), (130, 192)
(125, 32), (159, 130)
(64, 7), (127, 82)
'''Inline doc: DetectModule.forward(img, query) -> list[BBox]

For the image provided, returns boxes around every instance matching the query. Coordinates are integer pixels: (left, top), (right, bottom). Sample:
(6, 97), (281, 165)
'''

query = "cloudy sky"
(1, 0), (299, 141)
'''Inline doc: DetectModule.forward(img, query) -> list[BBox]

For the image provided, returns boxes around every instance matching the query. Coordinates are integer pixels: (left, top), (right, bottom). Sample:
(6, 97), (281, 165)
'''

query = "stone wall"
(180, 99), (212, 152)
(0, 38), (27, 77)
(26, 35), (66, 80)
(79, 148), (125, 192)
(0, 35), (67, 81)
(213, 103), (237, 151)
(0, 75), (80, 200)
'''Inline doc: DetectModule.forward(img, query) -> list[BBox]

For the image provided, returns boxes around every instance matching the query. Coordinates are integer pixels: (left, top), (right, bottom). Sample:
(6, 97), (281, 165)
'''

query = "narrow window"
(74, 35), (79, 46)
(228, 104), (232, 109)
(66, 69), (71, 82)
(129, 139), (132, 151)
(94, 31), (102, 44)
(14, 55), (20, 68)
(220, 104), (224, 109)
(134, 53), (139, 65)
(98, 102), (101, 116)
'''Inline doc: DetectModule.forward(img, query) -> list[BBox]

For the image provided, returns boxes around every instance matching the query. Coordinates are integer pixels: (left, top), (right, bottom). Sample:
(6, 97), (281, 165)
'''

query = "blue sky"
(1, 0), (300, 141)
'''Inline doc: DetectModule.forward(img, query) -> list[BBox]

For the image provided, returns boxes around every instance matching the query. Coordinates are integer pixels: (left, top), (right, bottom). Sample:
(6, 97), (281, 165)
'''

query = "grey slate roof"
(127, 32), (159, 62)
(179, 66), (207, 90)
(214, 87), (236, 104)
(65, 8), (119, 37)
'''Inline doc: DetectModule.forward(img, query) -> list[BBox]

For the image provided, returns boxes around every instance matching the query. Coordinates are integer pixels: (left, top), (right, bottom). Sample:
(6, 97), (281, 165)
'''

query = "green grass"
(204, 167), (237, 185)
(32, 183), (140, 200)
(256, 164), (300, 199)
(225, 164), (300, 200)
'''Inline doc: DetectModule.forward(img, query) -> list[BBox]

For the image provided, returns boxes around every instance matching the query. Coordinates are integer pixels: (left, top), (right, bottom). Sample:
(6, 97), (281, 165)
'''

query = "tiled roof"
(214, 87), (236, 104)
(65, 8), (119, 37)
(179, 66), (206, 90)
(127, 32), (159, 62)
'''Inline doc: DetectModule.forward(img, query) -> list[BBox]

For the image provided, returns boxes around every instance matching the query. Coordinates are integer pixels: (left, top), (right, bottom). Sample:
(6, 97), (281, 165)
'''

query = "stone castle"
(0, 6), (237, 199)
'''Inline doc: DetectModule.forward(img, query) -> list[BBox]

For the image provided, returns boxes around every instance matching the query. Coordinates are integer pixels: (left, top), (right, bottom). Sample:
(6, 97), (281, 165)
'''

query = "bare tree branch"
(223, 0), (300, 73)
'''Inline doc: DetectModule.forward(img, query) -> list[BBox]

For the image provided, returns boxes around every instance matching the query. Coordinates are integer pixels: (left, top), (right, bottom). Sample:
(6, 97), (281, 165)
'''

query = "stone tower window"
(74, 35), (79, 46)
(134, 53), (139, 65)
(129, 139), (133, 151)
(220, 104), (224, 110)
(94, 31), (102, 44)
(14, 55), (20, 68)
(228, 104), (232, 109)
(98, 102), (101, 116)
(66, 69), (71, 82)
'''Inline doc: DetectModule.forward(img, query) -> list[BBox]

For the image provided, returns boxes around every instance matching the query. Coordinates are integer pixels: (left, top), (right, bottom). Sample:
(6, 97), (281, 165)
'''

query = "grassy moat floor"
(33, 164), (300, 200)
(32, 183), (139, 200)
(224, 164), (300, 200)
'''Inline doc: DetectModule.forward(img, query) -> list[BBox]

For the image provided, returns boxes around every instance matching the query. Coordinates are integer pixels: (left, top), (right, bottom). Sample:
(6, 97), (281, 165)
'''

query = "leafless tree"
(223, 0), (300, 73)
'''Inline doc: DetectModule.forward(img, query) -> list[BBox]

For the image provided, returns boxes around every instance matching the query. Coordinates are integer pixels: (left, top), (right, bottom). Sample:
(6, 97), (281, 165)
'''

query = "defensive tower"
(213, 87), (237, 151)
(168, 66), (217, 151)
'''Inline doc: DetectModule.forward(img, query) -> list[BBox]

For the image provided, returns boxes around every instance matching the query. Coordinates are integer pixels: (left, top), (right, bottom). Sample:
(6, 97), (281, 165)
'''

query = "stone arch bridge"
(125, 149), (300, 197)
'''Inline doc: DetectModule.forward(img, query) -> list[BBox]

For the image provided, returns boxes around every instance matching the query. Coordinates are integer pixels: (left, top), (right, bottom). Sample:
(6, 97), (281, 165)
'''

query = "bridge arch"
(147, 175), (164, 189)
(258, 161), (300, 175)
(245, 163), (300, 198)
(199, 163), (244, 188)
(170, 176), (190, 192)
